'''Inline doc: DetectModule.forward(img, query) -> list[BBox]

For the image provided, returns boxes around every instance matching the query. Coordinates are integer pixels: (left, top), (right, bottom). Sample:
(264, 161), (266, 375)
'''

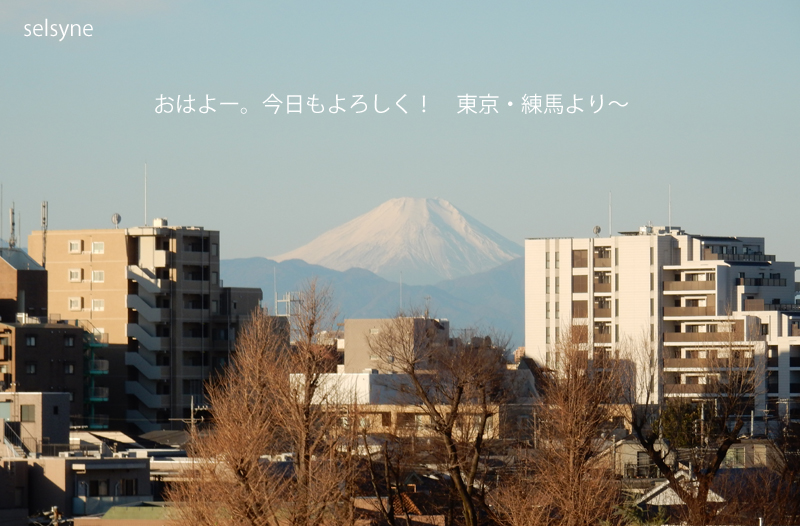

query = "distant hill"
(272, 197), (522, 285)
(220, 257), (524, 347)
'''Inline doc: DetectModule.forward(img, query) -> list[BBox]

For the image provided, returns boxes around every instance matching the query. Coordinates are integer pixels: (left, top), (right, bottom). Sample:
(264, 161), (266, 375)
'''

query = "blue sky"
(1, 1), (798, 266)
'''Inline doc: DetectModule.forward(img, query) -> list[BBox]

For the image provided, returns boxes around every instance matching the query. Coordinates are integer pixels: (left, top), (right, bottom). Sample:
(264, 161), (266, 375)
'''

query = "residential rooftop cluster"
(0, 220), (798, 524)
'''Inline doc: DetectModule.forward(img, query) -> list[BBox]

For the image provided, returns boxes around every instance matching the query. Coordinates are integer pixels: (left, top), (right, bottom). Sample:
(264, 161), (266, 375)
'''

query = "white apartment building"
(525, 225), (800, 422)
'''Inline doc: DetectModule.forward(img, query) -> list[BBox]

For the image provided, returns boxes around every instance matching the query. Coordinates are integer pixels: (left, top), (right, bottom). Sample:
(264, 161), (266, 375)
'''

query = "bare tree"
(367, 312), (510, 526)
(624, 318), (765, 526)
(489, 324), (623, 526)
(168, 280), (358, 526)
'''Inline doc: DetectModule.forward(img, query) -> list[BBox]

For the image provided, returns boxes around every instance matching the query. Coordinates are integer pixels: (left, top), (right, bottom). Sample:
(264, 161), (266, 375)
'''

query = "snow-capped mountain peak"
(272, 197), (522, 285)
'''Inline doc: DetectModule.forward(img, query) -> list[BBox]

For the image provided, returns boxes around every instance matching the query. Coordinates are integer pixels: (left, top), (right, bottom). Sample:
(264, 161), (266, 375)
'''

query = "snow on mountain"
(272, 197), (522, 285)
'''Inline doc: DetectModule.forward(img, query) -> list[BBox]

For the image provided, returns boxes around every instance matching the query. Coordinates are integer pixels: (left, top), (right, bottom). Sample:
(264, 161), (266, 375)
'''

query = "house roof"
(0, 248), (44, 271)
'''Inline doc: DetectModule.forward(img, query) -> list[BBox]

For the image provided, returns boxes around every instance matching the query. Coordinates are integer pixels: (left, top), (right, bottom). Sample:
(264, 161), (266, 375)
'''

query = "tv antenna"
(112, 213), (121, 229)
(41, 202), (48, 268)
(8, 203), (15, 249)
(593, 225), (601, 237)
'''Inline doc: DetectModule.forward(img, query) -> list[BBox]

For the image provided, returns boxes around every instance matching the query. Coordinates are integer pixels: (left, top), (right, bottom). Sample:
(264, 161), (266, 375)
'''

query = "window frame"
(91, 241), (105, 254)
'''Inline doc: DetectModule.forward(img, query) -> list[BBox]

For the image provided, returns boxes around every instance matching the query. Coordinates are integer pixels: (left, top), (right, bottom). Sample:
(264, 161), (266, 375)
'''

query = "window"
(211, 243), (218, 256)
(650, 298), (654, 316)
(650, 247), (654, 265)
(64, 362), (75, 375)
(212, 300), (219, 314)
(545, 277), (550, 294)
(724, 448), (745, 469)
(650, 273), (654, 291)
(615, 273), (619, 291)
(555, 302), (560, 319)
(25, 362), (36, 374)
(92, 270), (104, 283)
(25, 335), (36, 347)
(64, 335), (75, 347)
(121, 479), (138, 496)
(615, 299), (620, 316)
(92, 299), (105, 311)
(68, 269), (82, 282)
(88, 480), (110, 497)
(20, 405), (35, 422)
(369, 328), (380, 335)
(555, 277), (560, 294)
(545, 303), (550, 319)
(555, 327), (560, 343)
(68, 240), (82, 253)
(545, 252), (550, 269)
(53, 405), (59, 415)
(546, 327), (550, 344)
(761, 324), (769, 335)
(211, 271), (218, 285)
(91, 242), (104, 254)
(69, 297), (82, 311)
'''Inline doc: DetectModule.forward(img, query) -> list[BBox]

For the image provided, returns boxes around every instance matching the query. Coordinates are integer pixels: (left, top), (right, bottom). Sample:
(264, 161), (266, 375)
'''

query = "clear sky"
(1, 1), (798, 267)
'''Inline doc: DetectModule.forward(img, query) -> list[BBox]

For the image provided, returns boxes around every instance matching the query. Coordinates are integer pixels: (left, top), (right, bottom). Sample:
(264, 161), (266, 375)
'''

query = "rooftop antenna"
(111, 213), (121, 229)
(41, 201), (48, 268)
(144, 163), (148, 227)
(593, 225), (601, 238)
(608, 192), (612, 236)
(8, 202), (15, 249)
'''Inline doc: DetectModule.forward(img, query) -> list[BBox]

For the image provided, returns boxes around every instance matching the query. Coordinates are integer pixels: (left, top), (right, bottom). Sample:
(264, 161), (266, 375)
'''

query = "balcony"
(125, 352), (170, 380)
(663, 332), (743, 343)
(87, 359), (109, 375)
(126, 324), (170, 352)
(87, 387), (109, 402)
(125, 381), (170, 409)
(126, 295), (168, 323)
(593, 257), (611, 268)
(594, 307), (612, 318)
(664, 281), (716, 292)
(736, 277), (787, 288)
(663, 306), (716, 317)
(593, 332), (611, 344)
(663, 358), (754, 370)
(126, 265), (167, 294)
(664, 384), (716, 395)
(594, 282), (612, 293)
(703, 249), (774, 262)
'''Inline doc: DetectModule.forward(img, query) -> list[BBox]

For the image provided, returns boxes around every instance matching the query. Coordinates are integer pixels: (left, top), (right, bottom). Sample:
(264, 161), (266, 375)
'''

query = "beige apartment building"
(29, 220), (262, 433)
(525, 225), (800, 424)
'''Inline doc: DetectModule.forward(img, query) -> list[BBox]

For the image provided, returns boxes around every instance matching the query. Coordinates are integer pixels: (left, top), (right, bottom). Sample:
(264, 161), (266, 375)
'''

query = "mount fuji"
(272, 197), (522, 285)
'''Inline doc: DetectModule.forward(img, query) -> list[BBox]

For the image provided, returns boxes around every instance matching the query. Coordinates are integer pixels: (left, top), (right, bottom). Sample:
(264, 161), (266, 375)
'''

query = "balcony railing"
(593, 257), (611, 268)
(736, 278), (787, 287)
(594, 307), (612, 318)
(663, 306), (716, 317)
(593, 332), (612, 344)
(593, 282), (612, 293)
(664, 281), (716, 291)
(664, 384), (716, 395)
(87, 387), (109, 401)
(664, 358), (754, 369)
(663, 332), (743, 343)
(703, 249), (774, 262)
(87, 359), (109, 374)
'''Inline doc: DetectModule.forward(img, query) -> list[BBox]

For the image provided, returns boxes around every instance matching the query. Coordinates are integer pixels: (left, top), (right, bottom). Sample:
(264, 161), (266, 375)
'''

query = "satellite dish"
(593, 225), (601, 237)
(112, 213), (121, 229)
